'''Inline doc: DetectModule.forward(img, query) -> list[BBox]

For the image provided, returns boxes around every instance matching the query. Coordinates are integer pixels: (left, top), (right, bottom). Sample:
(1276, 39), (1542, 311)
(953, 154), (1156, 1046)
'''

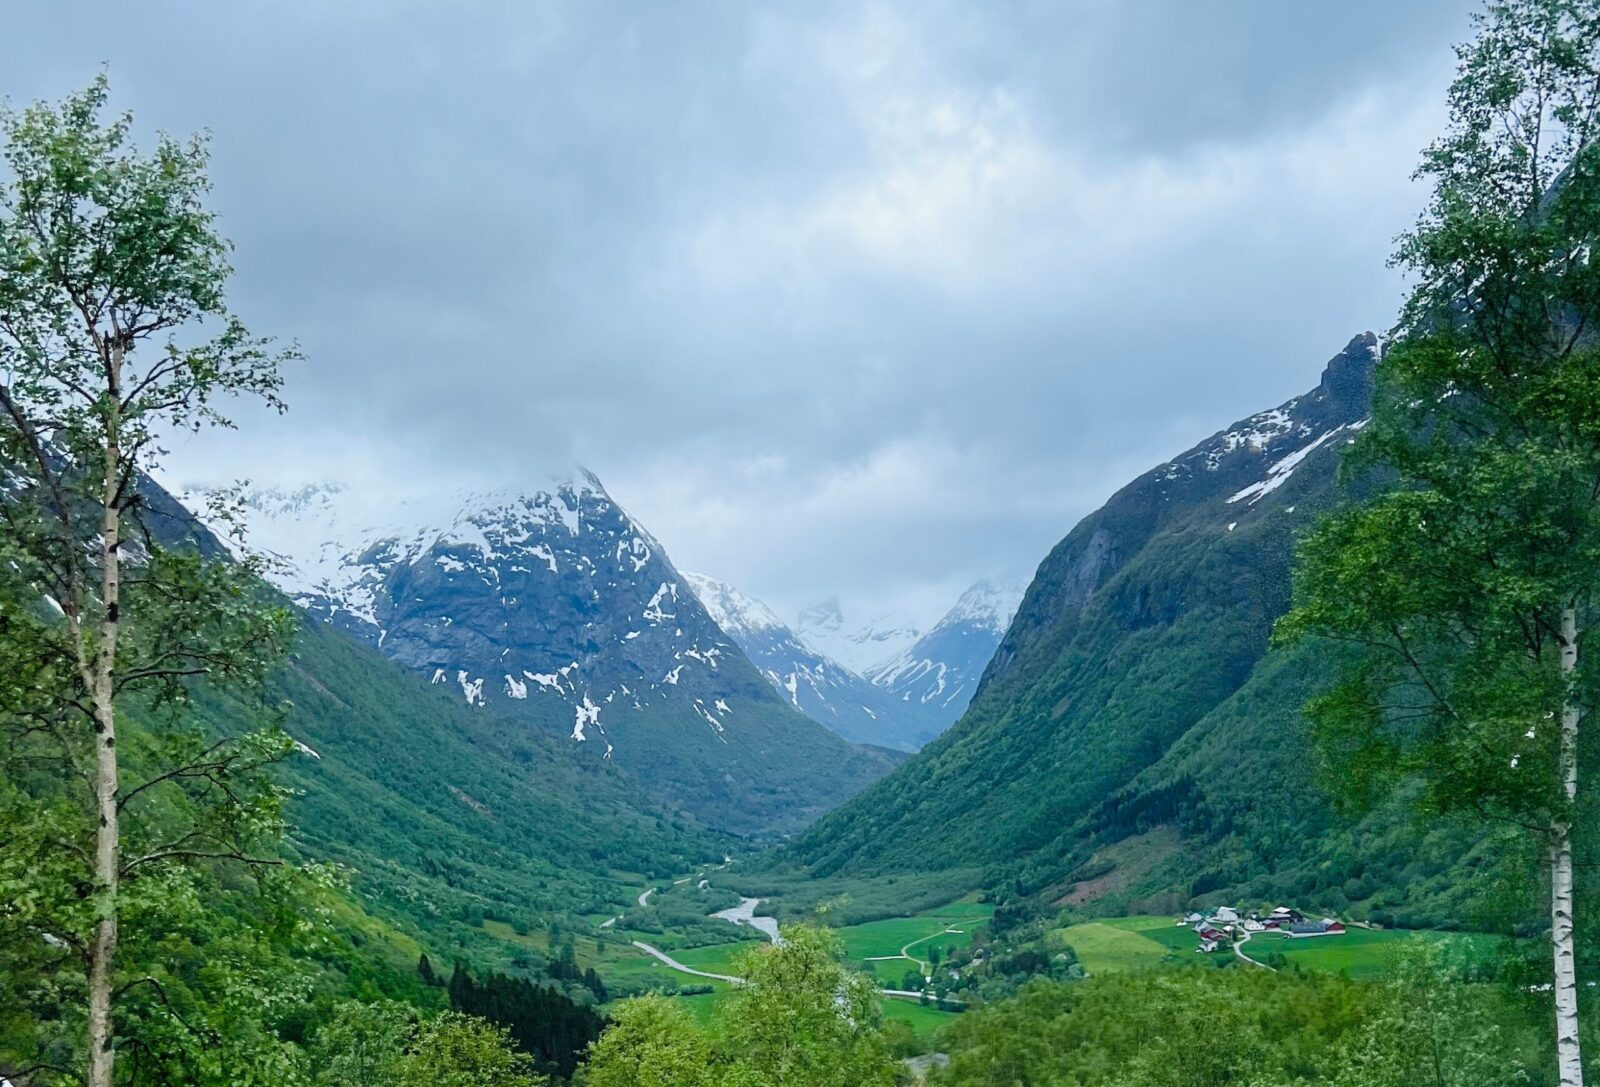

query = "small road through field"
(864, 926), (964, 975)
(1234, 928), (1276, 970)
(631, 941), (742, 983)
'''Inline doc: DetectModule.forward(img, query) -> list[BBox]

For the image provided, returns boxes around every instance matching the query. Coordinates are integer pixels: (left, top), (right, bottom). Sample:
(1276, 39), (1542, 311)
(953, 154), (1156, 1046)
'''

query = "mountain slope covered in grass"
(783, 334), (1487, 925)
(159, 610), (723, 979)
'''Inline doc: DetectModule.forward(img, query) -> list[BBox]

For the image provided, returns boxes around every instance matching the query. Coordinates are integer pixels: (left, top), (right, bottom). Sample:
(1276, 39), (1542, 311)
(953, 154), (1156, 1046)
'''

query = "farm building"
(1287, 919), (1346, 938)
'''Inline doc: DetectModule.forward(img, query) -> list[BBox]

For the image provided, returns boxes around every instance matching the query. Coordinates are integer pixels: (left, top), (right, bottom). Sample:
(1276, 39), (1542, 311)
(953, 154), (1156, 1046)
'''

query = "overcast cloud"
(5, 0), (1474, 627)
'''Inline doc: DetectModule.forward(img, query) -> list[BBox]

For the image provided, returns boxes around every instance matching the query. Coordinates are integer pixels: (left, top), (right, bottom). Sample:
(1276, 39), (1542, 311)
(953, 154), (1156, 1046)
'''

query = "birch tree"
(1278, 3), (1600, 1083)
(0, 78), (299, 1086)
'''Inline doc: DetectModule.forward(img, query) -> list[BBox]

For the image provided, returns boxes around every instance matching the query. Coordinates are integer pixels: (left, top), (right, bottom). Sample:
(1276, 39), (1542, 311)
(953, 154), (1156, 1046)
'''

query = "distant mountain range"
(685, 574), (1023, 752)
(217, 470), (897, 834)
(793, 596), (922, 675)
(861, 578), (1025, 747)
(786, 334), (1485, 926)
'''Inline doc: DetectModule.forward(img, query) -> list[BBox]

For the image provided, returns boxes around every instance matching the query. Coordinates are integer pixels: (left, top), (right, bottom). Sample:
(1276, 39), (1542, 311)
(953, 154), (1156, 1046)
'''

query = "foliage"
(447, 964), (604, 1081)
(401, 1013), (546, 1087)
(311, 1003), (544, 1087)
(934, 953), (1534, 1087)
(773, 332), (1501, 930)
(0, 75), (311, 1086)
(584, 925), (900, 1087)
(205, 618), (719, 975)
(1278, 1), (1600, 1079)
(581, 996), (709, 1087)
(717, 925), (897, 1087)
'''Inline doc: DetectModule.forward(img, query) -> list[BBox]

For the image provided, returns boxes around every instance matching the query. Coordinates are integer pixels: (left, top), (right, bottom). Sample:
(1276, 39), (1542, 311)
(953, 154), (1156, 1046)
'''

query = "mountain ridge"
(862, 577), (1025, 747)
(210, 470), (897, 834)
(781, 333), (1483, 925)
(687, 573), (1023, 752)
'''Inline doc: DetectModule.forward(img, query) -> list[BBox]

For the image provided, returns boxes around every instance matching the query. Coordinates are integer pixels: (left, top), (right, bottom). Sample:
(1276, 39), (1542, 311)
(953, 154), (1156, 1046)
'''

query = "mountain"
(794, 596), (922, 674)
(863, 578), (1025, 748)
(209, 616), (716, 969)
(785, 334), (1486, 926)
(687, 574), (1022, 752)
(683, 572), (908, 749)
(224, 471), (897, 834)
(3, 464), (721, 976)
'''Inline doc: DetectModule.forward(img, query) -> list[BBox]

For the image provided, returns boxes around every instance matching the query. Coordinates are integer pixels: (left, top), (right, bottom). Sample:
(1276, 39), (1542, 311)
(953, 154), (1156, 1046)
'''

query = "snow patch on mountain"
(1226, 423), (1351, 505)
(685, 572), (787, 638)
(688, 573), (1021, 752)
(865, 578), (1025, 715)
(794, 596), (922, 675)
(200, 469), (744, 763)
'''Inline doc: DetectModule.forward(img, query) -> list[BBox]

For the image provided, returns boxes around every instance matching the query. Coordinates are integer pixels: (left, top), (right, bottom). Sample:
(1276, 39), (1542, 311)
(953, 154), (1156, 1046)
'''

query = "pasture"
(1056, 915), (1506, 980)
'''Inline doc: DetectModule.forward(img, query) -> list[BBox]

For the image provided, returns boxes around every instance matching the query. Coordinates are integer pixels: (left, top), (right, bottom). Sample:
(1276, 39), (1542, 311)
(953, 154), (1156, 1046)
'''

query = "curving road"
(1233, 928), (1276, 970)
(631, 941), (964, 1004)
(863, 926), (963, 975)
(631, 941), (743, 984)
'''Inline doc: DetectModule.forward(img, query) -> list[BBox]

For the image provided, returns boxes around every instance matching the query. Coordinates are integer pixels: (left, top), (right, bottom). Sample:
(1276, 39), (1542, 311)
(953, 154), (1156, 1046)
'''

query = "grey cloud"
(4, 0), (1478, 625)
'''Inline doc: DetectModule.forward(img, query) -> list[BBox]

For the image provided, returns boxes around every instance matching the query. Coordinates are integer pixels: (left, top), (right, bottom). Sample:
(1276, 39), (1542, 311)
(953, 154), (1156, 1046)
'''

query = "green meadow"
(1056, 915), (1505, 980)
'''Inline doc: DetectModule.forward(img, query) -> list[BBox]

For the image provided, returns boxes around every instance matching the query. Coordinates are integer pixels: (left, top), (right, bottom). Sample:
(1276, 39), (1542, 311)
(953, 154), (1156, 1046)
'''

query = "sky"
(5, 0), (1476, 630)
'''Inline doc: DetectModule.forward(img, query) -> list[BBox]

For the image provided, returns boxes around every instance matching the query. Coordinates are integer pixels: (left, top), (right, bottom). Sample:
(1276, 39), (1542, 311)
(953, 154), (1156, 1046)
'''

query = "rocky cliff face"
(221, 471), (896, 833)
(982, 332), (1377, 696)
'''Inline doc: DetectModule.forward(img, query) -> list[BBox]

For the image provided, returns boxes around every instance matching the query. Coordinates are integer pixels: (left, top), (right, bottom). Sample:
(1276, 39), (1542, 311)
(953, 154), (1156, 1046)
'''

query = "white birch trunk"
(86, 348), (123, 1087)
(1554, 605), (1584, 1087)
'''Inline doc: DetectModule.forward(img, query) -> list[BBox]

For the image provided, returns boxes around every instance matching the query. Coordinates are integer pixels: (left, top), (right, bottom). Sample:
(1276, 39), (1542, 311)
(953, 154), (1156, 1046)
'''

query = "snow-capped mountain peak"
(201, 469), (746, 765)
(861, 576), (1027, 737)
(942, 577), (1026, 633)
(687, 575), (921, 750)
(794, 596), (921, 675)
(686, 574), (1023, 752)
(683, 572), (787, 639)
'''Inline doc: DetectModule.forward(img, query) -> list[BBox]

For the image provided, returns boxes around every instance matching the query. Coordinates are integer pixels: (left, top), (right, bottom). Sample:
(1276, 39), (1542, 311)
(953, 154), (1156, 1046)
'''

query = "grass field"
(882, 996), (963, 1037)
(1055, 918), (1187, 974)
(1057, 915), (1505, 980)
(624, 896), (993, 982)
(482, 891), (975, 1044)
(836, 897), (993, 968)
(1248, 926), (1504, 979)
(676, 991), (723, 1026)
(665, 942), (750, 977)
(620, 896), (983, 1042)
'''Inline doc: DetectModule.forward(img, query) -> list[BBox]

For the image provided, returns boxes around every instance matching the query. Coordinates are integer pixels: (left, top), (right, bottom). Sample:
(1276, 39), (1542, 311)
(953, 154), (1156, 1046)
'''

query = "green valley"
(12, 3), (1600, 1085)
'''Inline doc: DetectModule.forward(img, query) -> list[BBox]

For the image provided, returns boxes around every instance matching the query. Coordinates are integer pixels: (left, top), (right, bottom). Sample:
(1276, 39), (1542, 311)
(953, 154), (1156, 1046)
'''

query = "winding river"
(711, 896), (782, 944)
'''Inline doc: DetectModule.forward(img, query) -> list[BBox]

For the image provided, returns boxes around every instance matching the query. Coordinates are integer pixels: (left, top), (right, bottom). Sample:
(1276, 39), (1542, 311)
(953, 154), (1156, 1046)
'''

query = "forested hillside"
(784, 334), (1488, 924)
(197, 618), (716, 960)
(117, 467), (728, 963)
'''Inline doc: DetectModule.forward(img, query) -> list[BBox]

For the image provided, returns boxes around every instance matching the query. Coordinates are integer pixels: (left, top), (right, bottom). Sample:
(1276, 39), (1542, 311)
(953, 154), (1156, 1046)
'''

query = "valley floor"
(477, 860), (987, 1042)
(1056, 914), (1505, 979)
(475, 851), (1507, 1057)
